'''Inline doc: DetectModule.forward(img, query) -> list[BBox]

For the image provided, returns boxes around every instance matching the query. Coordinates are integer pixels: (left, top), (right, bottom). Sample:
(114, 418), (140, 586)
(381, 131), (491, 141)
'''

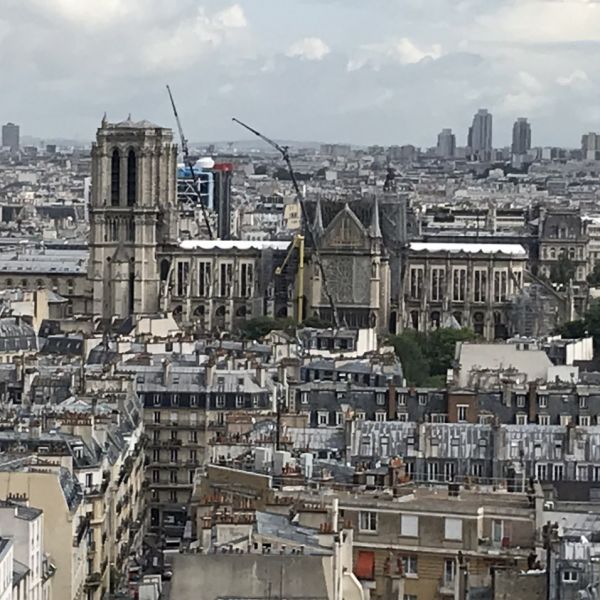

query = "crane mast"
(166, 84), (214, 240)
(231, 118), (341, 329)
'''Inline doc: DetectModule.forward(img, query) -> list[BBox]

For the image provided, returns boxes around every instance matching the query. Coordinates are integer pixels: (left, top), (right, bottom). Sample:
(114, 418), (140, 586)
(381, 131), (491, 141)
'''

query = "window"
(397, 413), (408, 422)
(375, 412), (387, 422)
(538, 415), (550, 425)
(111, 149), (120, 206)
(358, 511), (377, 532)
(153, 394), (161, 407)
(401, 555), (417, 576)
(356, 411), (366, 421)
(493, 270), (508, 302)
(563, 570), (578, 583)
(236, 395), (244, 408)
(240, 263), (254, 298)
(409, 267), (424, 300)
(127, 149), (137, 206)
(198, 262), (211, 297)
(335, 412), (343, 426)
(317, 411), (329, 426)
(85, 473), (93, 488)
(577, 465), (588, 481)
(452, 268), (466, 302)
(398, 393), (407, 407)
(219, 263), (233, 297)
(538, 394), (548, 408)
(376, 392), (386, 406)
(560, 415), (572, 426)
(579, 416), (591, 426)
(516, 414), (527, 425)
(171, 394), (179, 406)
(444, 559), (456, 586)
(536, 463), (548, 481)
(492, 519), (503, 543)
(170, 411), (178, 424)
(152, 469), (159, 483)
(216, 395), (225, 409)
(474, 269), (487, 303)
(431, 267), (445, 302)
(176, 261), (190, 297)
(418, 393), (427, 406)
(401, 514), (419, 537)
(579, 395), (588, 408)
(516, 395), (526, 408)
(153, 411), (161, 424)
(457, 405), (468, 423)
(190, 395), (198, 407)
(553, 464), (564, 480)
(445, 518), (462, 541)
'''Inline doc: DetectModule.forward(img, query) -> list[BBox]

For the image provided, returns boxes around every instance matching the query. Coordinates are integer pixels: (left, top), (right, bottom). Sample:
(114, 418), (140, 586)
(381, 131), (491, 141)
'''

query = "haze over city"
(2, 0), (600, 146)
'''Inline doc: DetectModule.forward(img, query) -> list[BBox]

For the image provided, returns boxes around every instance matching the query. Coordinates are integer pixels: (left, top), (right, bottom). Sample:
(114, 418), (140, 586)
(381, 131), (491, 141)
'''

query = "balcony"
(438, 578), (456, 596)
(84, 572), (102, 590)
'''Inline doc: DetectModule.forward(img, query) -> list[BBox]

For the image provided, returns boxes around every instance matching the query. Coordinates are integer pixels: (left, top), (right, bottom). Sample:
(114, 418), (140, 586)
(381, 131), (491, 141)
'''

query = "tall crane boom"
(166, 85), (214, 240)
(232, 117), (340, 329)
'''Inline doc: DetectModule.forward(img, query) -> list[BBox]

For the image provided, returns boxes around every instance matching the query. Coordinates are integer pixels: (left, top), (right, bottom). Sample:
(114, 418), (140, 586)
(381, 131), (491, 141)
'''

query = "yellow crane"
(275, 234), (305, 323)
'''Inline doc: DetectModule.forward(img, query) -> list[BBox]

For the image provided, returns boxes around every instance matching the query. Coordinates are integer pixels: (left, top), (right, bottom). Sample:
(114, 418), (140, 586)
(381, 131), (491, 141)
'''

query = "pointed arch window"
(111, 149), (120, 206)
(127, 149), (137, 206)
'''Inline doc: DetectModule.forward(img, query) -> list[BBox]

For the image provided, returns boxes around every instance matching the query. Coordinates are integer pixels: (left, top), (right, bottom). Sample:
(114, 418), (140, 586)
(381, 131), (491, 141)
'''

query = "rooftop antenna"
(166, 85), (214, 239)
(232, 117), (340, 329)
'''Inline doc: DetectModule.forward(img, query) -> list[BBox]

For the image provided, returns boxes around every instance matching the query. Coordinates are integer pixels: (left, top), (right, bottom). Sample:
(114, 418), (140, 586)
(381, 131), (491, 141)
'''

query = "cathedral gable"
(320, 205), (370, 251)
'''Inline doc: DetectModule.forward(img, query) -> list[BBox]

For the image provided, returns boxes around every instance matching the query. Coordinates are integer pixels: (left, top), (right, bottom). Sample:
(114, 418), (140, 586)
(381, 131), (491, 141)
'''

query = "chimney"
(387, 377), (396, 421)
(528, 381), (537, 424)
(256, 365), (266, 388)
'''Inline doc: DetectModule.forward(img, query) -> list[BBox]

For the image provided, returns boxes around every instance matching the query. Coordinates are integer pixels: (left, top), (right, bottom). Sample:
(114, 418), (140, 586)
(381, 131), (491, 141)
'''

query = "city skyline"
(1, 0), (600, 147)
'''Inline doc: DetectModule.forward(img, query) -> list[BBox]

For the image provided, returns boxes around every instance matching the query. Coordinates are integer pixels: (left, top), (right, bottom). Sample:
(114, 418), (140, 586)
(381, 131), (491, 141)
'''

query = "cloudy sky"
(1, 0), (600, 147)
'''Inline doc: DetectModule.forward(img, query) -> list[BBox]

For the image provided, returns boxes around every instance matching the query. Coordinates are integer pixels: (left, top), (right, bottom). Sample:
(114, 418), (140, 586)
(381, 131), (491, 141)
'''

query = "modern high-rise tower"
(1, 123), (19, 153)
(467, 109), (493, 161)
(436, 128), (456, 158)
(88, 115), (178, 321)
(512, 118), (531, 155)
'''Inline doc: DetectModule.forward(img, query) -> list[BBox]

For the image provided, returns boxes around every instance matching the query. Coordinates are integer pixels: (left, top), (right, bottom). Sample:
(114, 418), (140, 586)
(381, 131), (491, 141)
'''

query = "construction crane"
(275, 234), (305, 323)
(166, 85), (214, 240)
(231, 117), (340, 329)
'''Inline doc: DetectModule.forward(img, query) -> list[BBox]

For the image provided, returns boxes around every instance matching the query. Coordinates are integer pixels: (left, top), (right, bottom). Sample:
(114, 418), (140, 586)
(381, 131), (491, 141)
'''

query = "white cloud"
(286, 37), (331, 61)
(557, 69), (589, 86)
(358, 38), (443, 65)
(29, 0), (135, 27)
(214, 4), (247, 29)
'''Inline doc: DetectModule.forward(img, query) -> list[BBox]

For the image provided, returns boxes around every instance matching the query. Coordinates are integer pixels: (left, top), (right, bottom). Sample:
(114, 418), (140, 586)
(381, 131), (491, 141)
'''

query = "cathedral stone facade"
(89, 118), (293, 331)
(89, 117), (178, 321)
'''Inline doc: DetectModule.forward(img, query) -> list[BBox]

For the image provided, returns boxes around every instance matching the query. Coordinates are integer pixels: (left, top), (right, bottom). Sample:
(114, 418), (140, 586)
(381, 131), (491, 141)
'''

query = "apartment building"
(0, 461), (87, 600)
(0, 499), (50, 600)
(341, 487), (536, 599)
(136, 357), (281, 537)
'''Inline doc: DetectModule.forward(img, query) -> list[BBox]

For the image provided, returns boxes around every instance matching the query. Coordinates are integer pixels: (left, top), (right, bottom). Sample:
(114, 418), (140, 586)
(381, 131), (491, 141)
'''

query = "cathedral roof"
(104, 115), (163, 129)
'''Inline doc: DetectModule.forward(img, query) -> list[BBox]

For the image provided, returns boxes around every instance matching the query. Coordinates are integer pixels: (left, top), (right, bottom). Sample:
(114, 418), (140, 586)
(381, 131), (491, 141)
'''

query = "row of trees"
(387, 328), (477, 387)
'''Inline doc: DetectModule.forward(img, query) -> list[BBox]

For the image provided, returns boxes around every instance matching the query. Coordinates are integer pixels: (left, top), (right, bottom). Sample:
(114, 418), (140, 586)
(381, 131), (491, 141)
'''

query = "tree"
(388, 331), (430, 386)
(388, 327), (476, 386)
(239, 316), (295, 340)
(550, 253), (576, 285)
(424, 328), (477, 377)
(588, 262), (600, 286)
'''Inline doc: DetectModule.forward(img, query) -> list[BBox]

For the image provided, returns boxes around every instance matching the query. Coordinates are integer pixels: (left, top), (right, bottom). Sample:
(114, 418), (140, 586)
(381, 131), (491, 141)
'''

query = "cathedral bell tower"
(88, 115), (178, 321)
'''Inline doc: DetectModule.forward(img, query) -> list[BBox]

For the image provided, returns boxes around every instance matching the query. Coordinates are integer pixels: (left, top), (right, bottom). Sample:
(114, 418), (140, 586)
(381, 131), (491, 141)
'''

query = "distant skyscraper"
(468, 109), (493, 161)
(582, 132), (600, 160)
(1, 123), (19, 153)
(436, 128), (456, 158)
(512, 118), (531, 155)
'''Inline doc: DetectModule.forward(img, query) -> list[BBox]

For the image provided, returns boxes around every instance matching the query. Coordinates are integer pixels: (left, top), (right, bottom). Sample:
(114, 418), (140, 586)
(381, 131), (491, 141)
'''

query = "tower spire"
(370, 196), (382, 238)
(313, 196), (324, 237)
